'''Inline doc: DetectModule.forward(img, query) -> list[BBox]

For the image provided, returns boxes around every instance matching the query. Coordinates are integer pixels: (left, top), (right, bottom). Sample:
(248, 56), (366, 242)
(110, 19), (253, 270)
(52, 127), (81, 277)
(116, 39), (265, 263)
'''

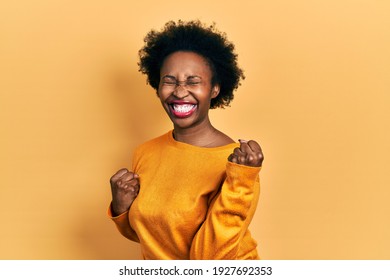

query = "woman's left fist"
(228, 139), (264, 167)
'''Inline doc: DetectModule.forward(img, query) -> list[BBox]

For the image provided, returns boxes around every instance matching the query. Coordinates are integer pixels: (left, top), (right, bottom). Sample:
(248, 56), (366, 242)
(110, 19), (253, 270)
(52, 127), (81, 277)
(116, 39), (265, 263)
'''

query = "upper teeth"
(173, 104), (196, 113)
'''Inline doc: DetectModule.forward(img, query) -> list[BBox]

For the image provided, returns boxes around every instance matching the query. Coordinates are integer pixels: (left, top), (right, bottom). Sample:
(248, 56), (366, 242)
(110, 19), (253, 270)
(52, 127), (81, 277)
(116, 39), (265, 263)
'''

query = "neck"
(173, 118), (218, 147)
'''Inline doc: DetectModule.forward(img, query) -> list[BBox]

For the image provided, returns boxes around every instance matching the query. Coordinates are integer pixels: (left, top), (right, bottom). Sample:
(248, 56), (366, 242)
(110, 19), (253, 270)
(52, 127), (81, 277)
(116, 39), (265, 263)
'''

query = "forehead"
(160, 51), (213, 78)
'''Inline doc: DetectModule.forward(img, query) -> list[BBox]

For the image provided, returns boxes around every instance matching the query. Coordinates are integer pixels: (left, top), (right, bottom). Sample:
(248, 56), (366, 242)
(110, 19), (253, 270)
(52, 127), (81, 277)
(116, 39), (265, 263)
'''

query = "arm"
(108, 147), (142, 242)
(108, 167), (140, 243)
(190, 139), (263, 259)
(189, 162), (260, 259)
(107, 203), (140, 242)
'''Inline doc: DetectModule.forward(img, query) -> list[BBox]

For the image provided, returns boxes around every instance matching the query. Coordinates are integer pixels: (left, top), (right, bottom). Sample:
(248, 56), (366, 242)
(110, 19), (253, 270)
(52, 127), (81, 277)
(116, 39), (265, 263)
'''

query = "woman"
(108, 20), (264, 259)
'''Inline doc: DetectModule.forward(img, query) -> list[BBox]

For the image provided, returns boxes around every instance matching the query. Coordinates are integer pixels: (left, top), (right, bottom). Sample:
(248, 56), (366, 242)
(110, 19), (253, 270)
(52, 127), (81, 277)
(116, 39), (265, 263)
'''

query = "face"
(158, 51), (220, 130)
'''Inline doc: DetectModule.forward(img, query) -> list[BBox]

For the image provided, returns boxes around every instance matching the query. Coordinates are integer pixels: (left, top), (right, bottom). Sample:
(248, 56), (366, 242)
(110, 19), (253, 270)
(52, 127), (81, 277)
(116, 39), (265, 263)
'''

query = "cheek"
(157, 89), (168, 102)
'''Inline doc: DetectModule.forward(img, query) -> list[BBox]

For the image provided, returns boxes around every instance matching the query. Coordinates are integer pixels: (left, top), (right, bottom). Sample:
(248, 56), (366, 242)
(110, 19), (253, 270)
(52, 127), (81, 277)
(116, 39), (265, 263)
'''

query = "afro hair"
(138, 20), (245, 109)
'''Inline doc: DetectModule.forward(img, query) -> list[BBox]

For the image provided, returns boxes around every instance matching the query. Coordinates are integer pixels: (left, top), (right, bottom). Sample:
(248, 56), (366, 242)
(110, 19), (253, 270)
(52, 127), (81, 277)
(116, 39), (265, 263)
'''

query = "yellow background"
(1, 0), (389, 259)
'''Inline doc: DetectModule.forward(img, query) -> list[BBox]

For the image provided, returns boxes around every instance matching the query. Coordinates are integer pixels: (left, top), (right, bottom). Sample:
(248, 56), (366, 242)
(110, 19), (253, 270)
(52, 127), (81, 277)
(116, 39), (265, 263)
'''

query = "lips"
(168, 101), (197, 118)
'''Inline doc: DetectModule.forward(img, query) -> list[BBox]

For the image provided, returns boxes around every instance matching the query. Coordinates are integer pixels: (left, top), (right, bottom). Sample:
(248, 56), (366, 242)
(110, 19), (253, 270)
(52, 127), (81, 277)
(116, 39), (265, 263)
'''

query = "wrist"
(111, 202), (130, 217)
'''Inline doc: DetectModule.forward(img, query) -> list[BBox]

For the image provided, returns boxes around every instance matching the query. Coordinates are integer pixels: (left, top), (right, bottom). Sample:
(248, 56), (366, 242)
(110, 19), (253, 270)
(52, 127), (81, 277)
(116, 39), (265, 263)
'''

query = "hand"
(110, 168), (140, 216)
(228, 139), (264, 167)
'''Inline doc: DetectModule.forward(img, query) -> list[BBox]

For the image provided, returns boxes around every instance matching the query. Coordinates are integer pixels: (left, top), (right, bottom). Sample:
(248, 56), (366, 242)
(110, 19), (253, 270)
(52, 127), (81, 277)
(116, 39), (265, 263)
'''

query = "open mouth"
(169, 102), (197, 118)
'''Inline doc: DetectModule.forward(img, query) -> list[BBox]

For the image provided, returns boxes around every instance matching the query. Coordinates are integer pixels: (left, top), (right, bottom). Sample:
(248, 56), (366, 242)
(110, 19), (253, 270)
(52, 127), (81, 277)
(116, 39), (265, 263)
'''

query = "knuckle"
(110, 176), (118, 185)
(119, 182), (128, 190)
(129, 180), (138, 187)
(110, 168), (129, 184)
(229, 154), (237, 163)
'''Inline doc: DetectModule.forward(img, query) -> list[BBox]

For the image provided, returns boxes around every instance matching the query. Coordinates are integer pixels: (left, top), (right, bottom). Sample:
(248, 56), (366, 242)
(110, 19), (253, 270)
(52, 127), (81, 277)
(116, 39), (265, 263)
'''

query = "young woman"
(108, 20), (264, 259)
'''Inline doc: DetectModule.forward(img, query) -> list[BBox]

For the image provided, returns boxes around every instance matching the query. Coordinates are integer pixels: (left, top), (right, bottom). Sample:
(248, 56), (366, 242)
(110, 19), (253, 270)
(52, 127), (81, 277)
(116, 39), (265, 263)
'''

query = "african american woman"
(108, 20), (264, 260)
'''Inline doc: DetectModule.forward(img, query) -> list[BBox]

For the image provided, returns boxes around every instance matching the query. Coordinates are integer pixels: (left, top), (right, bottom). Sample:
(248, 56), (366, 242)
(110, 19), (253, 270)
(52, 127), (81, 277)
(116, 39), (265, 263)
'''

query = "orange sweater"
(108, 131), (261, 259)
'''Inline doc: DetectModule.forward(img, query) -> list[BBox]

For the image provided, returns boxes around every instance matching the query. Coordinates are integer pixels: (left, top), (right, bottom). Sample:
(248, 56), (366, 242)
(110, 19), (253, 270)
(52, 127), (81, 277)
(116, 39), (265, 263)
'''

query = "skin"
(158, 51), (223, 146)
(110, 51), (264, 216)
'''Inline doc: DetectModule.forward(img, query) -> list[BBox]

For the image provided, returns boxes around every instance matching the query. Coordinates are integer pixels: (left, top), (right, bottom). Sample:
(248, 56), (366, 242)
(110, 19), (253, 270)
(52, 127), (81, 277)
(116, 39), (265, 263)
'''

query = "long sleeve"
(107, 203), (140, 242)
(107, 131), (262, 259)
(189, 161), (261, 259)
(108, 148), (141, 243)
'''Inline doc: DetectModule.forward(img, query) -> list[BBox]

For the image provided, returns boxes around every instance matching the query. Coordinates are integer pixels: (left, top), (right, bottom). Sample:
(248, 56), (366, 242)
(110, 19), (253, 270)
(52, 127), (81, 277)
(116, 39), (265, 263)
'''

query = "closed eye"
(162, 80), (177, 86)
(160, 76), (202, 88)
(186, 81), (201, 86)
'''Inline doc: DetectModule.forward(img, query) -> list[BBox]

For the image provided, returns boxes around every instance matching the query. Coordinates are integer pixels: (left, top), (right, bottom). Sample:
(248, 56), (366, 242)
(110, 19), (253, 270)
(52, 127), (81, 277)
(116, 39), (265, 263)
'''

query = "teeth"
(172, 104), (196, 113)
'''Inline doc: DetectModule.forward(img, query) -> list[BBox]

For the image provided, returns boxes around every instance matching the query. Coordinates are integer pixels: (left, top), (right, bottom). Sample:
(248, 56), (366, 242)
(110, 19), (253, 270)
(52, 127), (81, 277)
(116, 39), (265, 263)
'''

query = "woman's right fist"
(110, 168), (140, 216)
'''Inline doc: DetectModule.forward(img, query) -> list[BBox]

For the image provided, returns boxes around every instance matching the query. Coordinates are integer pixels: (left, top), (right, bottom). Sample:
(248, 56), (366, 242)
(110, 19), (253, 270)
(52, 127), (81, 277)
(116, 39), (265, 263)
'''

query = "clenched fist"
(228, 139), (264, 167)
(110, 168), (140, 216)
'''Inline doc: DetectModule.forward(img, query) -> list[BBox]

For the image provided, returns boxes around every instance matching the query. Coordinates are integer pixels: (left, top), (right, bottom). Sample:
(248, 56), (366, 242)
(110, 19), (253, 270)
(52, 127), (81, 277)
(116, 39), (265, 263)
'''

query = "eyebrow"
(161, 75), (201, 80)
(187, 75), (201, 80)
(161, 75), (175, 79)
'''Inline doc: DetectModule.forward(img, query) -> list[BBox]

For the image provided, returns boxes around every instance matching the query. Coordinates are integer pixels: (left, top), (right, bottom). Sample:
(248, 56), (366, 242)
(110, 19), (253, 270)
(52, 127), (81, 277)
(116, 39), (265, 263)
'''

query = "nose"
(173, 84), (189, 99)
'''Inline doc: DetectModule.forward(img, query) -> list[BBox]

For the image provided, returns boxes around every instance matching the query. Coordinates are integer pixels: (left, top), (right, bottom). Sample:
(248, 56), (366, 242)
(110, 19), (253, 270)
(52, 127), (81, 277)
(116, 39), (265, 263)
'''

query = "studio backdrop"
(1, 0), (389, 259)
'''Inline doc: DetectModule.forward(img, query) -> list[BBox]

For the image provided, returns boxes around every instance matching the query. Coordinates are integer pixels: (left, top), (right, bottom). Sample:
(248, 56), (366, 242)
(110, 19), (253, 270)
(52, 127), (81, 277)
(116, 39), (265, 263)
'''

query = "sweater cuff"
(107, 202), (129, 220)
(226, 161), (261, 182)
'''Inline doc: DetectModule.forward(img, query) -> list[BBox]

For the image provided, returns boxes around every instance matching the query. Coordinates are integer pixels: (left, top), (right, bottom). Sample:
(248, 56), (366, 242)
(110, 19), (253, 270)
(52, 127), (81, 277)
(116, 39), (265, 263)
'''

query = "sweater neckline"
(166, 130), (238, 151)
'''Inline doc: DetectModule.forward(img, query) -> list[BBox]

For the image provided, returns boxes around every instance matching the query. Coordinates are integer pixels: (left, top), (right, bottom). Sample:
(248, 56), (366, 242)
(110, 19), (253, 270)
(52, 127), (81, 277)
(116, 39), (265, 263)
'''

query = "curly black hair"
(138, 20), (245, 109)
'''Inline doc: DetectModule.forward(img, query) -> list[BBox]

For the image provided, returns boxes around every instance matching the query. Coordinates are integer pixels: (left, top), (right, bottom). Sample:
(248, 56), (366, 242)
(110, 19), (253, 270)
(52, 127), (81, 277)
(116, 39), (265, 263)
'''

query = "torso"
(129, 131), (238, 259)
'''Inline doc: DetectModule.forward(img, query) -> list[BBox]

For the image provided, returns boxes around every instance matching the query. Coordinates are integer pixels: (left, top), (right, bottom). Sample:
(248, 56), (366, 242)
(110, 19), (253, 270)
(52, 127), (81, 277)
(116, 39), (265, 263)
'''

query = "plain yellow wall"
(1, 0), (389, 259)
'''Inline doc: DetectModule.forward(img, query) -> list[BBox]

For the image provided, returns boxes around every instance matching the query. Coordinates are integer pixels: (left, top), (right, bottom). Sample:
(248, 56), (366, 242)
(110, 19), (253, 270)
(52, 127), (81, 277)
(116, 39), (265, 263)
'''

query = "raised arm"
(108, 168), (140, 242)
(189, 140), (263, 259)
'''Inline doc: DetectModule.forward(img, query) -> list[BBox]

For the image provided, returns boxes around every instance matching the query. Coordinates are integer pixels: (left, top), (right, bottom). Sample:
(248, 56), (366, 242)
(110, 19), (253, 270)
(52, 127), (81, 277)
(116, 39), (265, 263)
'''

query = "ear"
(211, 84), (220, 99)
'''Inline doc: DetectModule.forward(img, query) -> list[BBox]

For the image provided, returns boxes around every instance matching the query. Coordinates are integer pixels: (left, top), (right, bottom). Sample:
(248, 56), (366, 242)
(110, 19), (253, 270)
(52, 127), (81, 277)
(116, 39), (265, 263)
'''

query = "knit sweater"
(108, 130), (261, 259)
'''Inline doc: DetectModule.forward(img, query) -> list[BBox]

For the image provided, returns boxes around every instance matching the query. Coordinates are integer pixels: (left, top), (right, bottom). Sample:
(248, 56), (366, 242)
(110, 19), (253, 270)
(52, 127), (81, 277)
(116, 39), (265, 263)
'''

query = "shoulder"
(132, 132), (170, 169)
(134, 131), (170, 155)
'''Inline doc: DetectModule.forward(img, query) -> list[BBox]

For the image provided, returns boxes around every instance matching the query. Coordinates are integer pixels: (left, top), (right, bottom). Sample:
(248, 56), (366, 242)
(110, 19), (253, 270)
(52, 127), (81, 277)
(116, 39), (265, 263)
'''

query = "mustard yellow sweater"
(108, 131), (261, 259)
